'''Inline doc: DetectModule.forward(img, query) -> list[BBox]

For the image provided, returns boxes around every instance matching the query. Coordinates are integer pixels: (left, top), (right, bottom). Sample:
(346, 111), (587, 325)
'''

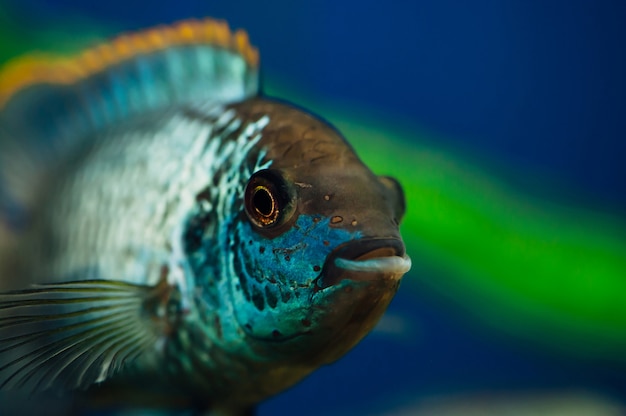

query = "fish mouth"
(318, 238), (411, 289)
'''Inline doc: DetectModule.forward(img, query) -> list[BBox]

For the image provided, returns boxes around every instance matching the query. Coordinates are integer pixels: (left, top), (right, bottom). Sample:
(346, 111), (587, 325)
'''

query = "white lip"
(334, 255), (412, 275)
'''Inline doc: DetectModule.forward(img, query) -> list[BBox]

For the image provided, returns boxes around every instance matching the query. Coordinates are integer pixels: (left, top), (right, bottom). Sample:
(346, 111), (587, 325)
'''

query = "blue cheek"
(242, 215), (358, 285)
(230, 214), (361, 338)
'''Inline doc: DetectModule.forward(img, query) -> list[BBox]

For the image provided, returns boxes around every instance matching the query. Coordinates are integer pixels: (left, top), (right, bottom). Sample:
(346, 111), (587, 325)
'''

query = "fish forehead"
(230, 99), (361, 169)
(16, 103), (268, 289)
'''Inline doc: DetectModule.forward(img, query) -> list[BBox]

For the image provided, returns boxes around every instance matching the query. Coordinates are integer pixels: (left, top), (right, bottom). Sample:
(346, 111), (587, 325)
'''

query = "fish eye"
(244, 170), (295, 229)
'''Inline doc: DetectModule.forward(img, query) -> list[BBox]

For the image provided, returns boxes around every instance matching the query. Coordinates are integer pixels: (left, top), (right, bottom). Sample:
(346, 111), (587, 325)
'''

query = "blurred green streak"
(1, 6), (625, 359)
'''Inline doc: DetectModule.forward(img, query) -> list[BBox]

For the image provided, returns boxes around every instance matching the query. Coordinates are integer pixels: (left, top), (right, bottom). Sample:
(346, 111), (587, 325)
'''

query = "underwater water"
(1, 1), (625, 415)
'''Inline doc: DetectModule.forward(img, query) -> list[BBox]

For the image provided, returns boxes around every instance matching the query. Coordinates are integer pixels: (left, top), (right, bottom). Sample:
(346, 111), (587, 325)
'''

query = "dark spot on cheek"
(313, 265), (321, 272)
(301, 318), (311, 327)
(281, 291), (292, 303)
(245, 323), (253, 331)
(272, 330), (282, 338)
(238, 274), (250, 301)
(265, 286), (278, 309)
(323, 240), (330, 246)
(252, 286), (265, 311)
(183, 215), (209, 252)
(214, 316), (223, 340)
(284, 255), (290, 261)
(259, 246), (265, 254)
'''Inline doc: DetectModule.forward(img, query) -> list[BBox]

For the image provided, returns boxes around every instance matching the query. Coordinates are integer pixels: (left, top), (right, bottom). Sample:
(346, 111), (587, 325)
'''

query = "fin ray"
(0, 279), (169, 393)
(4, 314), (134, 390)
(23, 317), (141, 392)
(0, 304), (138, 353)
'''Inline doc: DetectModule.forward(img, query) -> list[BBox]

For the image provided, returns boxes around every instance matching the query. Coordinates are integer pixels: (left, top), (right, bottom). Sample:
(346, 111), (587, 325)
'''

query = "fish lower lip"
(319, 238), (410, 288)
(334, 255), (412, 274)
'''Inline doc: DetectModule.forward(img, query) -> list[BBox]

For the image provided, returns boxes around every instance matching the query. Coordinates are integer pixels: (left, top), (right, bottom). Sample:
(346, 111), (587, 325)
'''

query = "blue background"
(4, 0), (626, 414)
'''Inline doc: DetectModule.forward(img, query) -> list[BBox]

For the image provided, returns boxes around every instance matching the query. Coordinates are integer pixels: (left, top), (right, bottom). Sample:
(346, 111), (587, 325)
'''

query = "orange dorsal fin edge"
(0, 18), (259, 108)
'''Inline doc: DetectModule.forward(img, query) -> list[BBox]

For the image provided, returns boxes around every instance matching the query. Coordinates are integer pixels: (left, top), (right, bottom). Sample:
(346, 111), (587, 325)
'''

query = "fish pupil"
(253, 186), (275, 218)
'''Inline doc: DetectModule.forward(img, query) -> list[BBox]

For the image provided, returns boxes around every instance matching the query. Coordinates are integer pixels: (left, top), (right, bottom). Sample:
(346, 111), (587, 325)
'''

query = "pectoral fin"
(0, 278), (172, 394)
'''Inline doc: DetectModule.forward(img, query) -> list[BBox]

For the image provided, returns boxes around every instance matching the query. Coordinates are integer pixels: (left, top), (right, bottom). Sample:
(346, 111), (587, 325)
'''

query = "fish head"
(222, 98), (410, 365)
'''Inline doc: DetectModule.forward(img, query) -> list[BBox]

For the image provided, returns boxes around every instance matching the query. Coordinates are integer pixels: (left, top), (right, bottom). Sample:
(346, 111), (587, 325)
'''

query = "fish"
(0, 18), (411, 414)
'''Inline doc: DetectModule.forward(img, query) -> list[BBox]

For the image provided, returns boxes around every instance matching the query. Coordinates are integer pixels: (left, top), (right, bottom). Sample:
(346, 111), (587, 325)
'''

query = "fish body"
(0, 19), (410, 413)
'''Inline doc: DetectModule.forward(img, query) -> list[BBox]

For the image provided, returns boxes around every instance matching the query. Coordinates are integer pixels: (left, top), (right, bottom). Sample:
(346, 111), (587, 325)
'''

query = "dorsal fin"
(0, 18), (259, 229)
(0, 18), (259, 109)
